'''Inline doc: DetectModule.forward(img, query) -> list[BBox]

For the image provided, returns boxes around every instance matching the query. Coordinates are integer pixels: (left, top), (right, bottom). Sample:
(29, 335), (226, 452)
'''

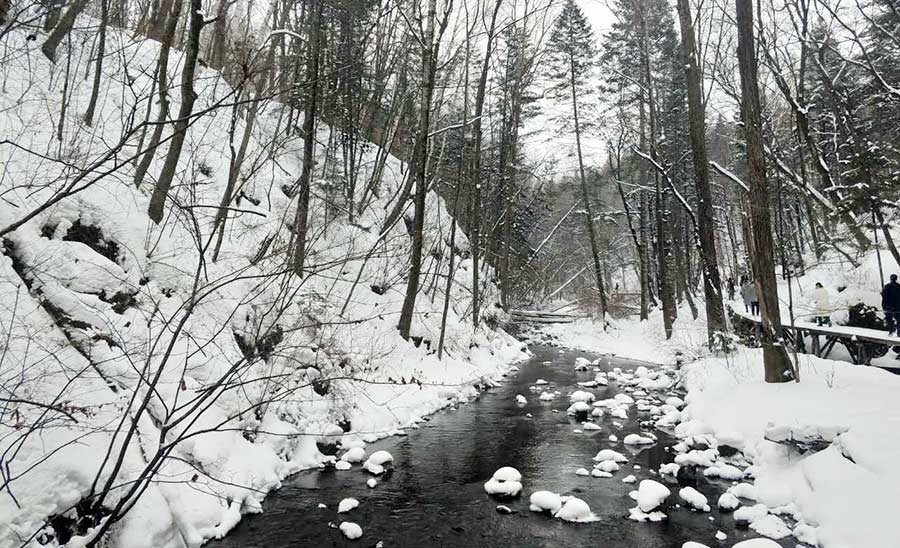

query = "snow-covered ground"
(541, 254), (900, 547)
(0, 21), (527, 548)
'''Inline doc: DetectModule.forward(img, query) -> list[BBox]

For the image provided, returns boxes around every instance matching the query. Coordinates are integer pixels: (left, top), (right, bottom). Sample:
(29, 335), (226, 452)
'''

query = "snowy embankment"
(680, 349), (900, 547)
(0, 22), (527, 548)
(541, 299), (900, 547)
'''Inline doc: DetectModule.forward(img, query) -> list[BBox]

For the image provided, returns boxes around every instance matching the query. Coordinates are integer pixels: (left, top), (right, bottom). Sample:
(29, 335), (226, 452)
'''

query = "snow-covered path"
(213, 347), (789, 547)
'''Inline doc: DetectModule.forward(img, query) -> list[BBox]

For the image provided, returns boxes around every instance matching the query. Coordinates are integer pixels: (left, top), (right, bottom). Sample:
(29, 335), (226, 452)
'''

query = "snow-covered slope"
(0, 22), (527, 548)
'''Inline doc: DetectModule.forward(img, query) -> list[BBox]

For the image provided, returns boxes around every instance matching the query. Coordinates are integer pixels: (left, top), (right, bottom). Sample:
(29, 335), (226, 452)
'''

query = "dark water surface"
(215, 346), (785, 548)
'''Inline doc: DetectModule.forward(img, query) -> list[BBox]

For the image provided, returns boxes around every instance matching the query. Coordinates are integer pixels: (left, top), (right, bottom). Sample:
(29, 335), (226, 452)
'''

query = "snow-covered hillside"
(0, 21), (527, 548)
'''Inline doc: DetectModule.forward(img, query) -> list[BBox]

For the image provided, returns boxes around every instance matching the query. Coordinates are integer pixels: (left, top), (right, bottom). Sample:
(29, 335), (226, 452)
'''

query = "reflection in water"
(214, 347), (787, 548)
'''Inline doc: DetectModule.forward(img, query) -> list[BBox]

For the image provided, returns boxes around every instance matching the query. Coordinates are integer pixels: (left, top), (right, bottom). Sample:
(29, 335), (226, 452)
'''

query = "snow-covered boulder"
(574, 357), (592, 371)
(595, 460), (620, 473)
(334, 460), (352, 471)
(593, 449), (628, 463)
(582, 422), (602, 431)
(363, 450), (394, 475)
(338, 498), (359, 513)
(340, 447), (366, 463)
(717, 492), (740, 511)
(634, 480), (670, 512)
(529, 491), (562, 513)
(569, 390), (595, 403)
(539, 391), (555, 401)
(516, 394), (527, 404)
(567, 402), (591, 415)
(623, 433), (655, 445)
(678, 487), (710, 512)
(554, 497), (598, 522)
(575, 467), (590, 476)
(339, 522), (363, 540)
(484, 466), (523, 498)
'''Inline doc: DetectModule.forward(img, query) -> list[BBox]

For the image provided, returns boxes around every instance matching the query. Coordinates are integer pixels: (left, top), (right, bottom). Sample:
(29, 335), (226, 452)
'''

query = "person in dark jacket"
(883, 274), (900, 335)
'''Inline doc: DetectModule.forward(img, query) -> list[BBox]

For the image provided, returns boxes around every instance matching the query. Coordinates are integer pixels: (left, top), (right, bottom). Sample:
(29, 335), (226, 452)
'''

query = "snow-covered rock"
(633, 480), (670, 512)
(339, 522), (363, 540)
(366, 478), (377, 489)
(516, 394), (527, 405)
(622, 475), (636, 484)
(593, 449), (628, 463)
(539, 391), (555, 401)
(338, 498), (359, 513)
(678, 487), (710, 512)
(575, 468), (590, 476)
(340, 447), (366, 463)
(484, 467), (523, 497)
(623, 433), (655, 445)
(582, 422), (602, 431)
(335, 460), (352, 471)
(569, 390), (595, 403)
(595, 460), (620, 473)
(363, 450), (394, 475)
(717, 492), (740, 511)
(554, 497), (598, 522)
(529, 491), (562, 513)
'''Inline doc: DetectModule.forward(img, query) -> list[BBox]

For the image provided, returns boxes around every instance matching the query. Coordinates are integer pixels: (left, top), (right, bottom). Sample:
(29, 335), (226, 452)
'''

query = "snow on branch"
(709, 161), (749, 192)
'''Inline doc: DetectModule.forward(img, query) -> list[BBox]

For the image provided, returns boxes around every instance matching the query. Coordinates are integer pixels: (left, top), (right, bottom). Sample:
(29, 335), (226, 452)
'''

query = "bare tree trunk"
(133, 0), (180, 188)
(567, 38), (607, 324)
(41, 0), (88, 62)
(398, 0), (443, 340)
(676, 0), (726, 345)
(83, 0), (108, 127)
(469, 0), (503, 329)
(147, 0), (204, 224)
(735, 0), (795, 382)
(291, 0), (323, 275)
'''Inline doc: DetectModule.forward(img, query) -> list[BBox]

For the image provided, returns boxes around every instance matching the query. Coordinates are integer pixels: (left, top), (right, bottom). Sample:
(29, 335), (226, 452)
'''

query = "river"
(214, 345), (788, 547)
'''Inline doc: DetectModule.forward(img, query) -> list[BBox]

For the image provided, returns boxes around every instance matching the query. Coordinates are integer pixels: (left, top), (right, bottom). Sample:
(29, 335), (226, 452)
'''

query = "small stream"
(215, 346), (786, 547)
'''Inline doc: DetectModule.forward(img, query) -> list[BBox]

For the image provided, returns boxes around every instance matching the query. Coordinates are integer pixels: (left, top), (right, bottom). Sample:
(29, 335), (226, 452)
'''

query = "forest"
(1, 0), (900, 546)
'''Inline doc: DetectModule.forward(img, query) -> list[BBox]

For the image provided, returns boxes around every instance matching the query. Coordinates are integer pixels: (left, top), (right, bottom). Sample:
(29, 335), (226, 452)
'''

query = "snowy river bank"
(213, 346), (788, 547)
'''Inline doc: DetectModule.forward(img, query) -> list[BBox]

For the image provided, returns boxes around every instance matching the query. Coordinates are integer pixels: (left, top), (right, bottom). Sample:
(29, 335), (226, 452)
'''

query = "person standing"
(727, 277), (736, 301)
(741, 277), (758, 315)
(813, 282), (831, 327)
(882, 274), (900, 335)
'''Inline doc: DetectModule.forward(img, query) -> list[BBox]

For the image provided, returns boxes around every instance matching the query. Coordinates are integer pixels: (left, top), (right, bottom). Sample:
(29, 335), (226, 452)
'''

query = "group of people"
(724, 273), (900, 335)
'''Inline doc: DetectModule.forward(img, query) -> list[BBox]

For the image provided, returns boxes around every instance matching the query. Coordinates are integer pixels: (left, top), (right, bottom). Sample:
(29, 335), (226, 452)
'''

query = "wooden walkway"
(509, 309), (585, 324)
(730, 307), (900, 367)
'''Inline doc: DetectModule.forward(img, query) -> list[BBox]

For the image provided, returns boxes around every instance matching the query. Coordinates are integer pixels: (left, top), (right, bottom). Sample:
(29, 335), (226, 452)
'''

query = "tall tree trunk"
(568, 45), (607, 324)
(291, 0), (323, 275)
(147, 0), (204, 224)
(469, 0), (503, 328)
(735, 0), (795, 382)
(41, 0), (88, 62)
(397, 0), (441, 340)
(676, 0), (726, 345)
(133, 0), (181, 188)
(83, 0), (109, 127)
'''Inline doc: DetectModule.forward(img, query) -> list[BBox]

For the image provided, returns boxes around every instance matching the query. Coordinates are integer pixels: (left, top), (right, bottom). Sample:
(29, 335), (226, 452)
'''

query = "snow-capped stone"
(591, 469), (612, 478)
(529, 491), (562, 513)
(614, 394), (635, 405)
(595, 460), (620, 473)
(624, 433), (655, 445)
(611, 408), (629, 419)
(729, 482), (758, 501)
(539, 391), (555, 401)
(575, 467), (590, 476)
(574, 357), (591, 371)
(715, 531), (727, 541)
(496, 505), (514, 514)
(591, 408), (604, 418)
(363, 450), (394, 475)
(554, 497), (598, 522)
(682, 543), (711, 548)
(484, 466), (523, 497)
(622, 475), (637, 484)
(659, 463), (680, 476)
(338, 498), (359, 513)
(717, 492), (740, 511)
(634, 480), (671, 512)
(678, 487), (710, 512)
(608, 434), (618, 442)
(334, 460), (352, 471)
(582, 422), (602, 431)
(567, 401), (591, 415)
(339, 522), (363, 540)
(665, 396), (685, 409)
(704, 464), (743, 480)
(366, 478), (377, 489)
(569, 390), (595, 403)
(516, 394), (527, 404)
(734, 504), (770, 526)
(535, 379), (549, 385)
(340, 447), (366, 463)
(731, 539), (782, 548)
(593, 449), (628, 463)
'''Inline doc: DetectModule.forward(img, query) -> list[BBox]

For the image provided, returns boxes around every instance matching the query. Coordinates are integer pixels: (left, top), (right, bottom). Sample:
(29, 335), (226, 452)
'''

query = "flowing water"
(215, 346), (789, 547)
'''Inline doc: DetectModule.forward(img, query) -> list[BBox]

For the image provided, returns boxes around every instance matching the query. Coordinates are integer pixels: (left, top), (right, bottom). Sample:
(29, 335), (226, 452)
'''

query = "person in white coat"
(813, 282), (831, 326)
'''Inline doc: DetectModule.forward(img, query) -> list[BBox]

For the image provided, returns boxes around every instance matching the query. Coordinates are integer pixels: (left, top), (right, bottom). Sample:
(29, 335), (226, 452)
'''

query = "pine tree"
(545, 0), (608, 323)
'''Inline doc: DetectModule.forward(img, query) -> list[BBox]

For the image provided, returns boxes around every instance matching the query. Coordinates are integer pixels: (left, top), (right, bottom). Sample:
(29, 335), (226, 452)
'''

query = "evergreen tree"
(545, 0), (608, 323)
